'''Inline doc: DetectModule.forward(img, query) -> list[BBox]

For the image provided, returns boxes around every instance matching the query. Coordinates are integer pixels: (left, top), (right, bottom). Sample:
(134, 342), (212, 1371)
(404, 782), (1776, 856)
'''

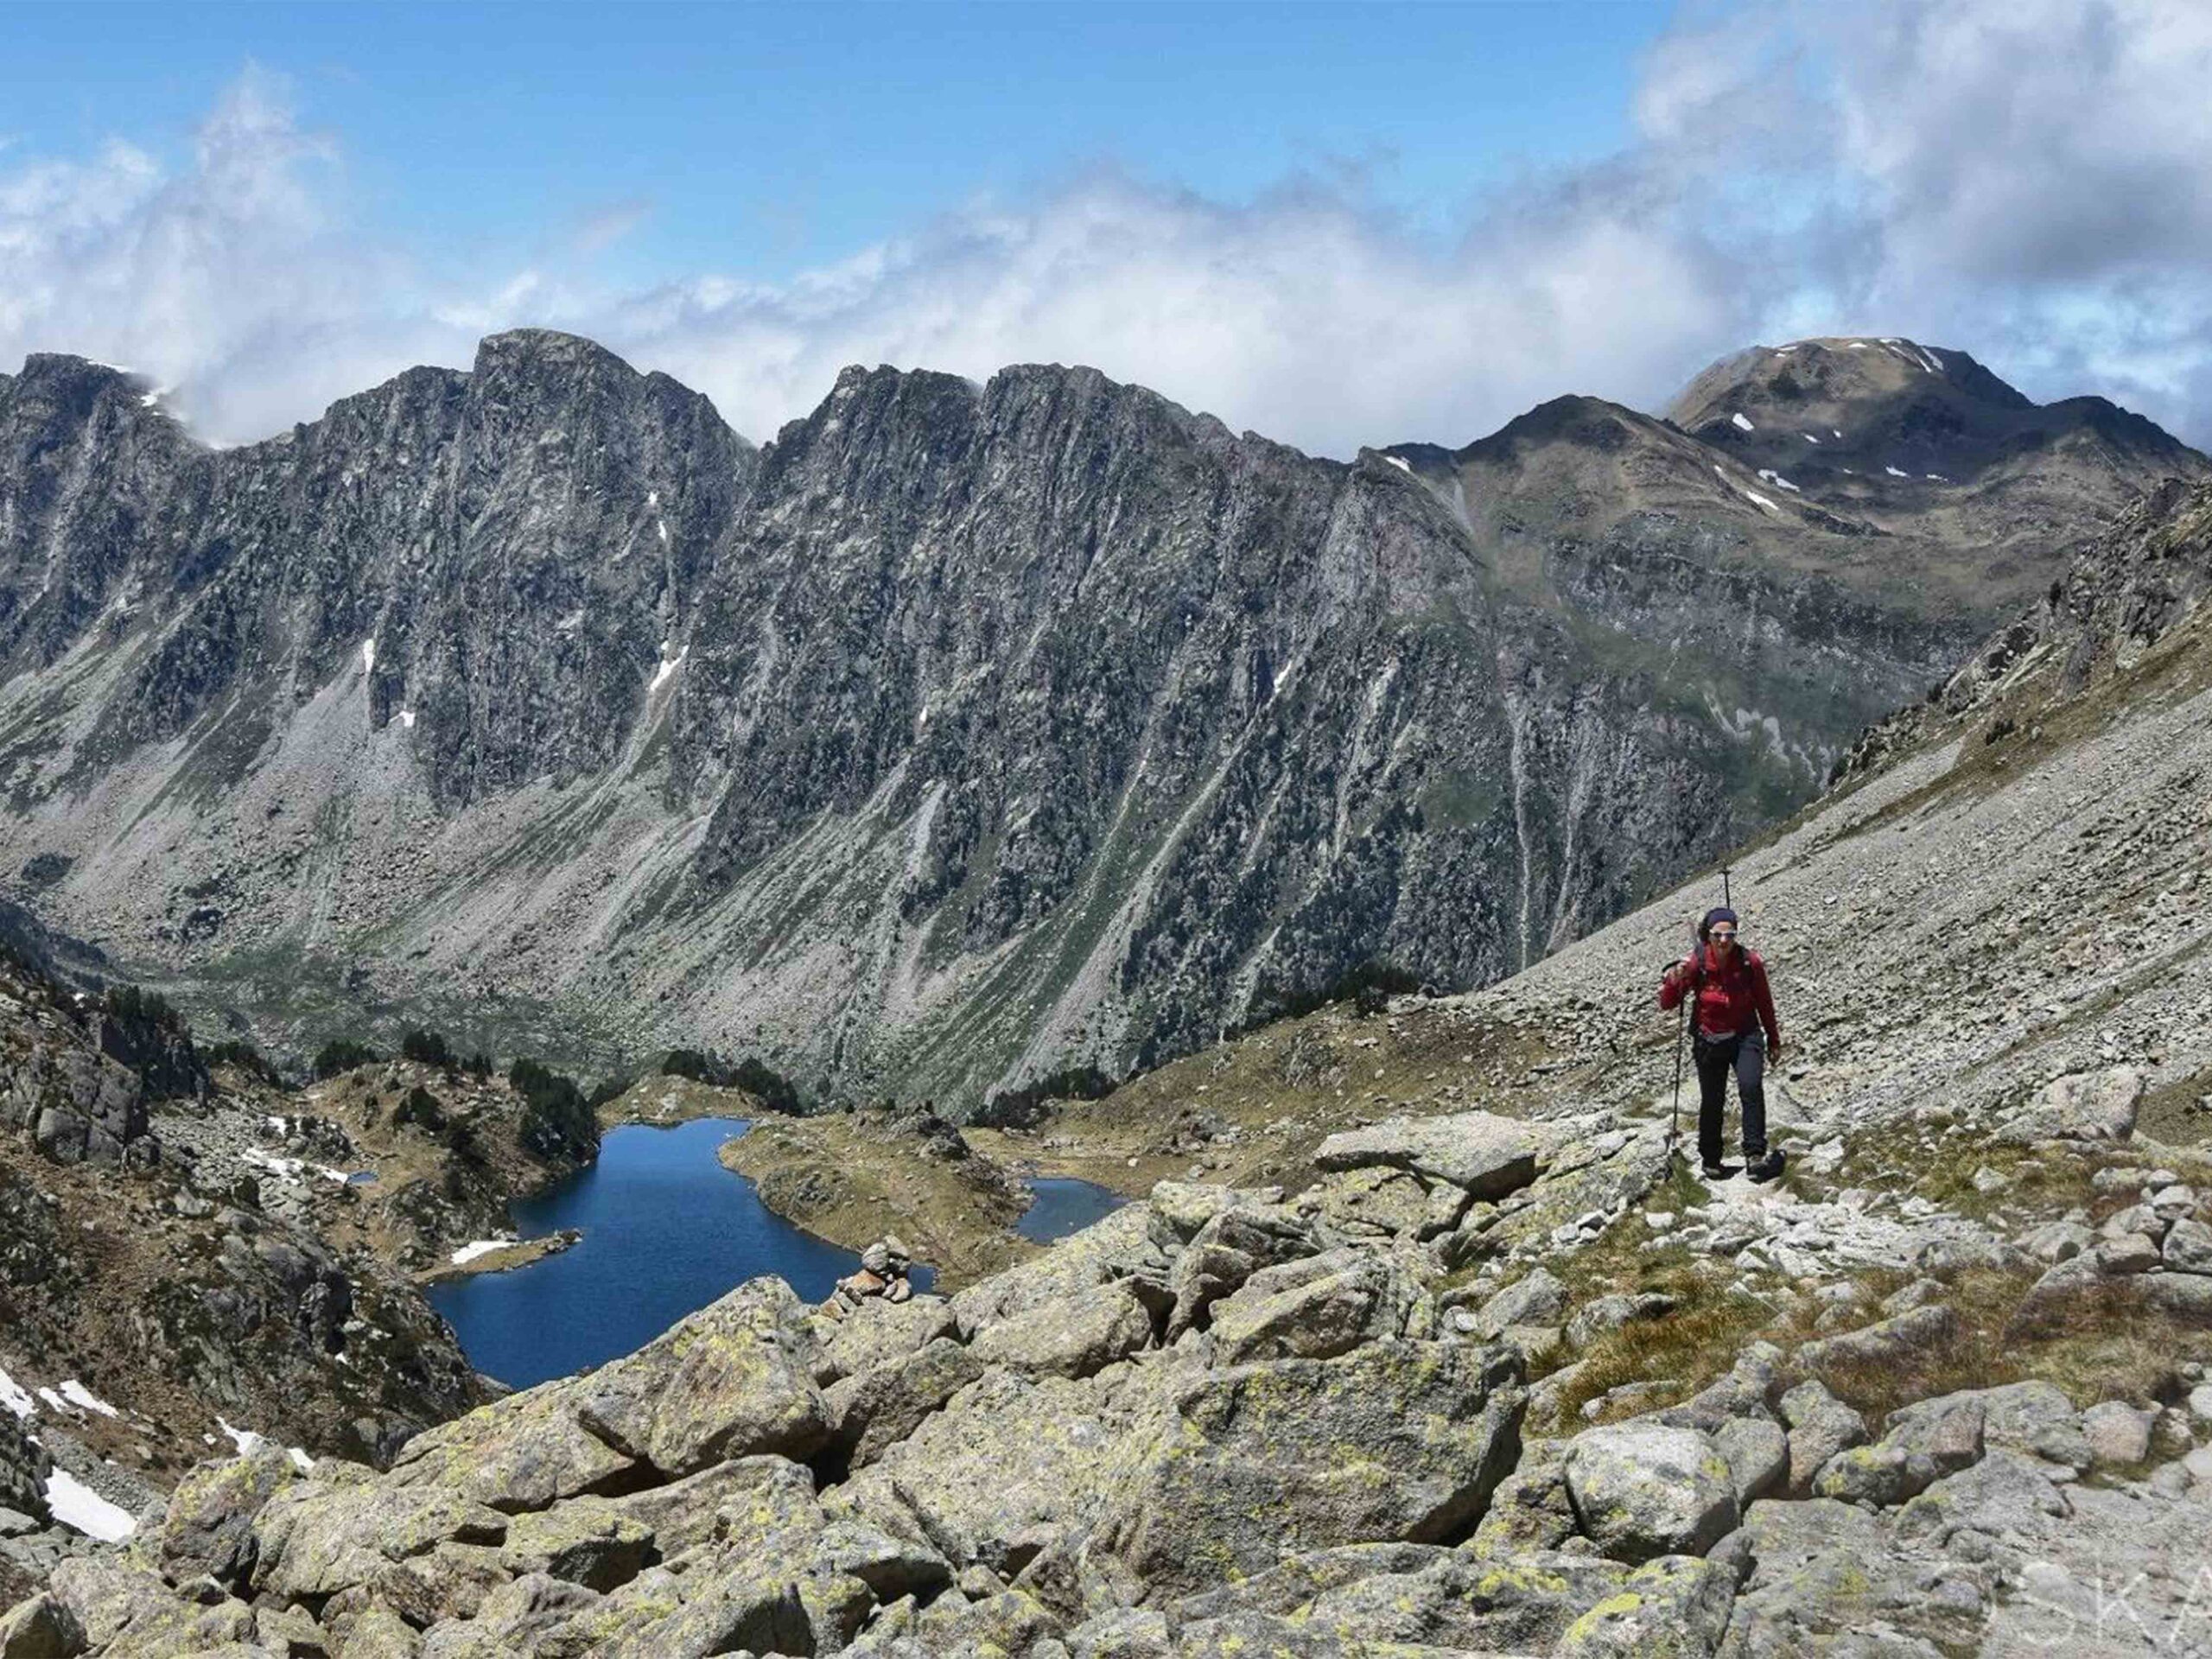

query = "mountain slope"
(13, 480), (2212, 1655)
(0, 334), (2196, 1109)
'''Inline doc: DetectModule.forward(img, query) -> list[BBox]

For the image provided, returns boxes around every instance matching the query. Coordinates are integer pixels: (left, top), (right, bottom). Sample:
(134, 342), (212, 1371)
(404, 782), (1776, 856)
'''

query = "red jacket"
(1659, 944), (1781, 1046)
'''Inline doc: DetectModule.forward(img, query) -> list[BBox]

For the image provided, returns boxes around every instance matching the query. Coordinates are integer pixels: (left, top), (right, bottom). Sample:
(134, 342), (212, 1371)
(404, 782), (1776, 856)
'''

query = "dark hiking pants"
(1694, 1027), (1768, 1166)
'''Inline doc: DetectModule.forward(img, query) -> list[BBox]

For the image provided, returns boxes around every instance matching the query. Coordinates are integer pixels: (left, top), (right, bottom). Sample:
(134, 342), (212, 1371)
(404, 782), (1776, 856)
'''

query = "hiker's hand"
(1769, 1039), (1784, 1063)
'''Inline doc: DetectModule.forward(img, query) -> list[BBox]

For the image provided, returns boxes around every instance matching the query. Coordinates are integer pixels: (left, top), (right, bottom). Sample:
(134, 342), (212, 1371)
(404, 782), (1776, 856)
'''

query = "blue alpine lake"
(1016, 1175), (1127, 1243)
(428, 1117), (929, 1390)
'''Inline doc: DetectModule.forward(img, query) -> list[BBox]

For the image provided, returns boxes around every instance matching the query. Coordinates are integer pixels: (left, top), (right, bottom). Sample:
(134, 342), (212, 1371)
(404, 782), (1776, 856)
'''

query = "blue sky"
(6, 3), (1669, 283)
(3, 2), (2209, 456)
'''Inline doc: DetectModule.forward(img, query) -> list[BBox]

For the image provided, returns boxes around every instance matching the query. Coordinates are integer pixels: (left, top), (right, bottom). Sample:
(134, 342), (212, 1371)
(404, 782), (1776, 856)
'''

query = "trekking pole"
(1721, 864), (1732, 910)
(1669, 991), (1686, 1166)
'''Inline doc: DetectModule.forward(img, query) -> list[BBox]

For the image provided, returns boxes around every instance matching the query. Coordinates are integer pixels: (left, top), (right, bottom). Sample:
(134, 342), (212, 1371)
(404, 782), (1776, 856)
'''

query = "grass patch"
(1791, 1266), (2212, 1427)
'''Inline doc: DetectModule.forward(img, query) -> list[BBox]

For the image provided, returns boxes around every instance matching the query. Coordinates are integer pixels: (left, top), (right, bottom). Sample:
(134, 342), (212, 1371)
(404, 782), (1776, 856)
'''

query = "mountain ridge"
(0, 330), (2198, 1109)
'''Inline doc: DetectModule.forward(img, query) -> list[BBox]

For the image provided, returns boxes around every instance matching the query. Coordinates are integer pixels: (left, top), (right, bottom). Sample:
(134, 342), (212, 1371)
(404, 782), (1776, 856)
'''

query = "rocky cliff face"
(0, 334), (2196, 1109)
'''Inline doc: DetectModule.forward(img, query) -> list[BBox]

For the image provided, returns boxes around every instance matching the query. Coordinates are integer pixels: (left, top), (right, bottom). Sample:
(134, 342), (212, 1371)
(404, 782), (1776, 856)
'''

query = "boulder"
(2000, 1066), (2144, 1143)
(1298, 1551), (1637, 1654)
(1567, 1292), (1677, 1351)
(1553, 1554), (1737, 1657)
(151, 1443), (302, 1588)
(1465, 1267), (1568, 1338)
(1792, 1305), (1955, 1373)
(1896, 1449), (2070, 1546)
(249, 1476), (510, 1605)
(1096, 1340), (1526, 1599)
(2081, 1401), (2154, 1467)
(1163, 1201), (1321, 1336)
(951, 1205), (1167, 1333)
(1312, 1110), (1540, 1199)
(389, 1378), (637, 1512)
(1712, 1417), (1789, 1507)
(1777, 1382), (1866, 1497)
(814, 1293), (959, 1383)
(824, 1336), (987, 1468)
(2163, 1217), (2212, 1274)
(1467, 1452), (1580, 1554)
(1974, 1380), (2091, 1470)
(1562, 1423), (1738, 1564)
(968, 1282), (1154, 1378)
(0, 1594), (80, 1659)
(1878, 1391), (1985, 1478)
(575, 1276), (829, 1477)
(1205, 1258), (1400, 1365)
(1811, 1443), (1939, 1507)
(49, 1557), (255, 1654)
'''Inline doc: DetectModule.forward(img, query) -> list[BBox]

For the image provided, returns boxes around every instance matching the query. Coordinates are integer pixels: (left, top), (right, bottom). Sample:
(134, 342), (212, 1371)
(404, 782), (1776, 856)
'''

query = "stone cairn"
(824, 1235), (913, 1315)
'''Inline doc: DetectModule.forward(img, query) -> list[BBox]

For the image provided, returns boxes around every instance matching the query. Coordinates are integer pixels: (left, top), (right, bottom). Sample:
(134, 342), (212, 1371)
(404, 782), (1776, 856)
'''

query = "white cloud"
(4, 4), (2211, 456)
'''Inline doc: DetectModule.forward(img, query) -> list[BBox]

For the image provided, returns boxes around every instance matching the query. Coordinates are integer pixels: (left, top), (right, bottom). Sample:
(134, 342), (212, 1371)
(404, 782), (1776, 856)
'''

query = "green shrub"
(311, 1039), (379, 1080)
(510, 1058), (596, 1163)
(400, 1028), (455, 1068)
(393, 1085), (445, 1132)
(205, 1039), (283, 1086)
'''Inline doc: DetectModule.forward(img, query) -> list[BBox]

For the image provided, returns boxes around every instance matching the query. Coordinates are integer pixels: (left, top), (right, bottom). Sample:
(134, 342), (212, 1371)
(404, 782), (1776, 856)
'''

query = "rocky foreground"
(4, 1083), (2209, 1658)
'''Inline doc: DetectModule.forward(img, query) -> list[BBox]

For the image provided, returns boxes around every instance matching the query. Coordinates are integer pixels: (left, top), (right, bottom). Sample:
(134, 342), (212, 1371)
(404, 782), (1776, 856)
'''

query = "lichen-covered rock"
(1554, 1554), (1737, 1657)
(1299, 1551), (1636, 1654)
(148, 1445), (300, 1589)
(1465, 1266), (1568, 1338)
(1894, 1450), (2071, 1546)
(248, 1476), (509, 1605)
(1777, 1381), (1867, 1498)
(1204, 1257), (1399, 1365)
(1810, 1443), (1939, 1507)
(824, 1338), (987, 1468)
(813, 1294), (959, 1384)
(1096, 1339), (1525, 1598)
(1712, 1417), (1789, 1508)
(48, 1556), (256, 1655)
(1312, 1111), (1540, 1199)
(967, 1283), (1154, 1379)
(386, 1379), (635, 1513)
(575, 1276), (829, 1477)
(1563, 1424), (1739, 1564)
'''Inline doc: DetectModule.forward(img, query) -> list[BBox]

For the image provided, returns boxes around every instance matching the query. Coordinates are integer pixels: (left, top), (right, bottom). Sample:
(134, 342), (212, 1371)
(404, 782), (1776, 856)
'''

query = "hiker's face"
(1707, 926), (1737, 958)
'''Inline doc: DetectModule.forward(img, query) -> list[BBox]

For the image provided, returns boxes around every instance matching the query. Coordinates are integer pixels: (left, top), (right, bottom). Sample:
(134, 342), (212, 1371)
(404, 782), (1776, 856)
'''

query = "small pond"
(1016, 1176), (1128, 1243)
(428, 1118), (935, 1389)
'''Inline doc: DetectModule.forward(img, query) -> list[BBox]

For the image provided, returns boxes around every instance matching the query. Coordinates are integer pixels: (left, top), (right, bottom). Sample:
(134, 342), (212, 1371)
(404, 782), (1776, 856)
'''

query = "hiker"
(1659, 906), (1785, 1180)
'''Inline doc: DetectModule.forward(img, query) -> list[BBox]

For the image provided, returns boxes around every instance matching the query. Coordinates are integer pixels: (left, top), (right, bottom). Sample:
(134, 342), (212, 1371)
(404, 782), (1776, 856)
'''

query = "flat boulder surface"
(1313, 1111), (1541, 1199)
(1096, 1338), (1527, 1599)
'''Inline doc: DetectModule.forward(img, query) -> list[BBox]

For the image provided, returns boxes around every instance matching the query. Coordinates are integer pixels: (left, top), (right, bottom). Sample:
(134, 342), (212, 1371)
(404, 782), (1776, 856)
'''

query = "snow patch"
(1743, 491), (1781, 513)
(656, 518), (670, 545)
(266, 1116), (286, 1134)
(1832, 429), (1843, 439)
(242, 1147), (349, 1185)
(36, 1389), (67, 1415)
(398, 709), (416, 728)
(449, 1237), (518, 1267)
(1383, 454), (1411, 473)
(1847, 341), (1870, 350)
(1800, 433), (1821, 444)
(1757, 469), (1802, 493)
(289, 1447), (315, 1472)
(59, 1380), (118, 1418)
(359, 638), (376, 676)
(0, 1370), (32, 1419)
(649, 646), (688, 694)
(45, 1471), (135, 1542)
(645, 489), (659, 508)
(1730, 412), (1754, 431)
(1885, 466), (1910, 478)
(217, 1417), (265, 1457)
(1924, 473), (1950, 482)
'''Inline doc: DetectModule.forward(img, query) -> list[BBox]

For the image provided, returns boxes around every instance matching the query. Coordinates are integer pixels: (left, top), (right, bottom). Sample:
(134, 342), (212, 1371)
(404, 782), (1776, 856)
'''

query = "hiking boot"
(1747, 1149), (1786, 1184)
(1700, 1160), (1731, 1180)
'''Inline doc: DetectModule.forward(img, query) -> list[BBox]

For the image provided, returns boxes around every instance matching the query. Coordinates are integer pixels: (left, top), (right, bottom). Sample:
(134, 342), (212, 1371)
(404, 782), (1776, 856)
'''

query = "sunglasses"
(1707, 931), (1738, 942)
